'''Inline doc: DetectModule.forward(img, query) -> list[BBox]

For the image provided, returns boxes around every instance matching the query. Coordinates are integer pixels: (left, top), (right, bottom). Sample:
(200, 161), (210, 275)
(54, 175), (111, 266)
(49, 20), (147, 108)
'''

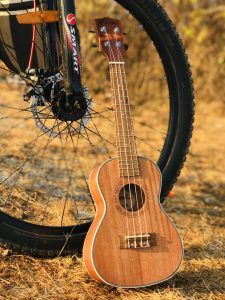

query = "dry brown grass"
(0, 1), (225, 296)
(0, 83), (224, 299)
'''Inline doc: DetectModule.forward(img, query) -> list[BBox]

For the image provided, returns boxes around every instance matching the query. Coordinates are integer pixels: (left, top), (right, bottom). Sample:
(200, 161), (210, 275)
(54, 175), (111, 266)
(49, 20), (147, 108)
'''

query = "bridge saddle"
(120, 233), (156, 249)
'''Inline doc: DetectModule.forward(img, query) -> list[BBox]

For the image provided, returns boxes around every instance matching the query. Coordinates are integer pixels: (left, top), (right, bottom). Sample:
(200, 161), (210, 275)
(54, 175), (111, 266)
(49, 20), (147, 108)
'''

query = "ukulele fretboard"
(109, 63), (140, 178)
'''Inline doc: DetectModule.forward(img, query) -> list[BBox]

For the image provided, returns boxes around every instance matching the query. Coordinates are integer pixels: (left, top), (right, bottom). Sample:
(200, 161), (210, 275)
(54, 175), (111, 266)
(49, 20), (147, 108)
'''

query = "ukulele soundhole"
(119, 184), (145, 212)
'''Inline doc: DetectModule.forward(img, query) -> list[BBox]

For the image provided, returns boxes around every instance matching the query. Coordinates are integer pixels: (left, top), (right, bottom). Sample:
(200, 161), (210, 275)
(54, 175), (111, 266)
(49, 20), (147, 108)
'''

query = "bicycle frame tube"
(57, 0), (82, 96)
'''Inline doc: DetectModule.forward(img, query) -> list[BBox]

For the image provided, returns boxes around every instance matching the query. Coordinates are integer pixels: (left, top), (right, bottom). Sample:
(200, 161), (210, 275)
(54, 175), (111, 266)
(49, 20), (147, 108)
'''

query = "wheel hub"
(25, 70), (92, 138)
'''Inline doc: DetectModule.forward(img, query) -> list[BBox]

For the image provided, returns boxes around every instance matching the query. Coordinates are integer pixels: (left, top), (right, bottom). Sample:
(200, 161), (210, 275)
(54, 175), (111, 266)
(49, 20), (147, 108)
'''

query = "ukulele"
(83, 17), (183, 288)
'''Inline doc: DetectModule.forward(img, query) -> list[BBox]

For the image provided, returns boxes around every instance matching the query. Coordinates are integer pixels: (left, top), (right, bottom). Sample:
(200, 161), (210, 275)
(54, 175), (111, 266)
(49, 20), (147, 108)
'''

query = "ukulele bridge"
(120, 233), (156, 249)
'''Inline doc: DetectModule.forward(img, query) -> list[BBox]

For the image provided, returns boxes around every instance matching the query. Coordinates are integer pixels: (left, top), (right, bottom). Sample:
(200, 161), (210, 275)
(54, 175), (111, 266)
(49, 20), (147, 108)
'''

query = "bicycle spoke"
(0, 0), (172, 231)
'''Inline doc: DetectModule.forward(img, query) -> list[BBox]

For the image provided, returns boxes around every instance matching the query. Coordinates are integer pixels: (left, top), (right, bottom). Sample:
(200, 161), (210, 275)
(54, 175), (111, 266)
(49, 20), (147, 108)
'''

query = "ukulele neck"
(109, 62), (140, 178)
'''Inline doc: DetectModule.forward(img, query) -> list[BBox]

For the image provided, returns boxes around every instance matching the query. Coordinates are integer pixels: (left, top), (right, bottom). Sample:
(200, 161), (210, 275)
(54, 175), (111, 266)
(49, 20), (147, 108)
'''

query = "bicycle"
(0, 0), (194, 256)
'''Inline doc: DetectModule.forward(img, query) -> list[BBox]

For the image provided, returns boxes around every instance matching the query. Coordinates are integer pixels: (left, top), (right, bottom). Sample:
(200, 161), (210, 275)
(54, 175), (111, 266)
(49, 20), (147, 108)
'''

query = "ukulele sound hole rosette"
(119, 184), (145, 212)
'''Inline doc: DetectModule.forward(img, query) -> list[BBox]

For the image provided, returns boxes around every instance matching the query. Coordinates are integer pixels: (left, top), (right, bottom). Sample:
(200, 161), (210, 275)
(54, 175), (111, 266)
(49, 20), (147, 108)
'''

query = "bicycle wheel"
(0, 0), (194, 256)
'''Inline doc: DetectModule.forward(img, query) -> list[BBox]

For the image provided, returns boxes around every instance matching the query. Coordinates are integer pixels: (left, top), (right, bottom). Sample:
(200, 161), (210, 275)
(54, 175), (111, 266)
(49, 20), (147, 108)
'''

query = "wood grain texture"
(83, 157), (183, 288)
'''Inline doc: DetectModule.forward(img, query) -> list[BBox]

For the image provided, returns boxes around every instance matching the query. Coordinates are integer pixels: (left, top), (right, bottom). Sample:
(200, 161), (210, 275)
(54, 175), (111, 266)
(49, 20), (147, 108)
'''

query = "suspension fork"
(57, 0), (83, 98)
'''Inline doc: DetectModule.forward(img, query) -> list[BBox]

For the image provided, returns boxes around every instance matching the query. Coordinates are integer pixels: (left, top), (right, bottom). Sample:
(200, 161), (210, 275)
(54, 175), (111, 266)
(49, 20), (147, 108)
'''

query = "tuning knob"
(92, 44), (98, 48)
(124, 44), (129, 51)
(89, 29), (95, 33)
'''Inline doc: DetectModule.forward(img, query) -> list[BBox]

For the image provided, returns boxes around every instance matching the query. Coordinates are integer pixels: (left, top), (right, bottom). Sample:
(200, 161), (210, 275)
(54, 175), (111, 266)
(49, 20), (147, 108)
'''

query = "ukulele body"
(83, 157), (183, 288)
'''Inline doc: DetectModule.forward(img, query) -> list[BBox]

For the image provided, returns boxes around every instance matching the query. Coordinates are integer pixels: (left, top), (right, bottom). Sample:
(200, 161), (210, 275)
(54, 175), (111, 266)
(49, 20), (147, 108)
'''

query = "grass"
(0, 81), (224, 299)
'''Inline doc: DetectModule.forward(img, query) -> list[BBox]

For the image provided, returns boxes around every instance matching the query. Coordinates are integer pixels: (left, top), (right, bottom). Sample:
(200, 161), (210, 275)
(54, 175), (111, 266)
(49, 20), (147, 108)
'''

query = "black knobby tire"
(0, 0), (194, 257)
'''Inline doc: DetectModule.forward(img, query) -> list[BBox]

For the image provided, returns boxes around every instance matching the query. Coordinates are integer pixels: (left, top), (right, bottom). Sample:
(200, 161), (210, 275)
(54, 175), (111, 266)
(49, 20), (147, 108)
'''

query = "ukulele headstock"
(93, 18), (126, 62)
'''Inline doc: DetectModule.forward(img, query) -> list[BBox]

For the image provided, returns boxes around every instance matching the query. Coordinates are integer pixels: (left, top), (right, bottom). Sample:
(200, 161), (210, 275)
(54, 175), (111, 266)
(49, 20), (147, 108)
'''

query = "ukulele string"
(114, 59), (137, 242)
(115, 38), (145, 246)
(104, 28), (131, 243)
(120, 62), (149, 240)
(107, 30), (137, 241)
(111, 53), (137, 241)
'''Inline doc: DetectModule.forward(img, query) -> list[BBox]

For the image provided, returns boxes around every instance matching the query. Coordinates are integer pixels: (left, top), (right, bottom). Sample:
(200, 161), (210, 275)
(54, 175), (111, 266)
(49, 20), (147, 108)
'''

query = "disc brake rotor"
(28, 73), (92, 138)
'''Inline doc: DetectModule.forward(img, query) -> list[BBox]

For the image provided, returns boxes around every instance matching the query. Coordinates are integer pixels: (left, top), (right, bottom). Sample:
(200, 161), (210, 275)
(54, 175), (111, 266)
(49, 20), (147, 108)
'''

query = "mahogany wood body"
(83, 157), (183, 288)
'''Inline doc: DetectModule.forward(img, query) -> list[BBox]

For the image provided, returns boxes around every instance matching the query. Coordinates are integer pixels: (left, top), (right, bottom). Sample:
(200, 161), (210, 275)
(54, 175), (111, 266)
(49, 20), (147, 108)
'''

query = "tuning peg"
(123, 32), (127, 35)
(124, 44), (129, 51)
(89, 29), (95, 33)
(92, 44), (98, 48)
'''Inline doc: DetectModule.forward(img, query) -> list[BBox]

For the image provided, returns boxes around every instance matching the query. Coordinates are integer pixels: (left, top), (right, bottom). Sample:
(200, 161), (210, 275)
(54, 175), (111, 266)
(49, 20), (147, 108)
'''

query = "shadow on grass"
(132, 266), (225, 296)
(184, 243), (225, 260)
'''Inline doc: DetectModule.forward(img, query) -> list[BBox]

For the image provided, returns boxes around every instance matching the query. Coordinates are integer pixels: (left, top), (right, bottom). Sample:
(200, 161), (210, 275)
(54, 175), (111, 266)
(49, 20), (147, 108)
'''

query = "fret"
(119, 157), (138, 160)
(119, 163), (138, 167)
(112, 85), (127, 89)
(116, 142), (135, 144)
(116, 129), (134, 132)
(117, 154), (137, 157)
(113, 94), (129, 98)
(119, 166), (139, 170)
(112, 87), (128, 91)
(118, 151), (138, 155)
(110, 71), (126, 74)
(114, 100), (130, 105)
(116, 146), (136, 148)
(120, 171), (139, 173)
(114, 113), (133, 119)
(114, 105), (132, 109)
(116, 144), (136, 147)
(119, 161), (138, 165)
(113, 103), (133, 106)
(116, 128), (133, 131)
(113, 96), (129, 99)
(118, 154), (137, 158)
(116, 129), (135, 133)
(119, 159), (138, 164)
(116, 135), (136, 140)
(116, 138), (135, 141)
(116, 118), (133, 122)
(119, 153), (138, 158)
(120, 170), (140, 173)
(116, 127), (134, 131)
(114, 105), (131, 109)
(119, 158), (138, 161)
(111, 78), (127, 82)
(117, 133), (135, 142)
(118, 155), (137, 158)
(109, 62), (125, 65)
(114, 111), (131, 117)
(116, 134), (134, 139)
(119, 162), (139, 166)
(111, 79), (127, 83)
(119, 165), (140, 169)
(114, 111), (132, 115)
(116, 128), (134, 132)
(116, 131), (134, 135)
(119, 160), (139, 164)
(113, 95), (129, 98)
(119, 167), (139, 170)
(116, 145), (136, 149)
(118, 149), (137, 152)
(120, 173), (140, 177)
(116, 132), (134, 136)
(113, 98), (130, 102)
